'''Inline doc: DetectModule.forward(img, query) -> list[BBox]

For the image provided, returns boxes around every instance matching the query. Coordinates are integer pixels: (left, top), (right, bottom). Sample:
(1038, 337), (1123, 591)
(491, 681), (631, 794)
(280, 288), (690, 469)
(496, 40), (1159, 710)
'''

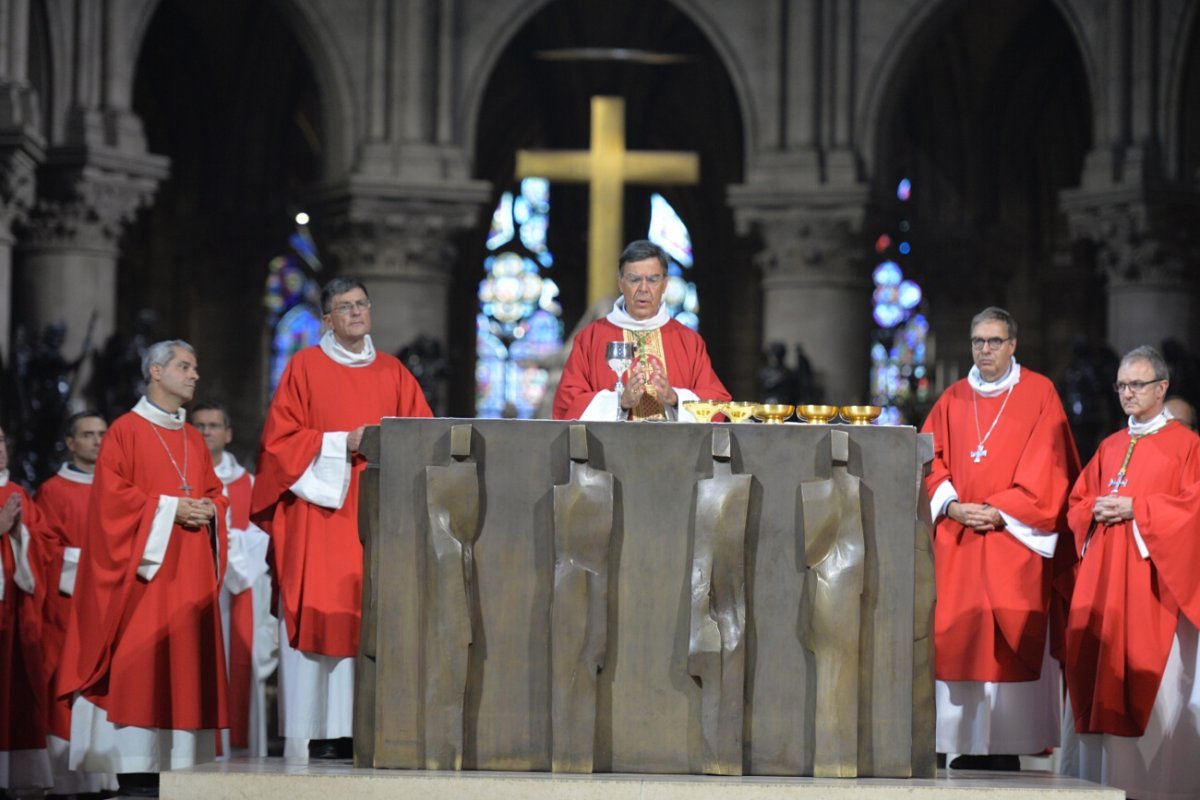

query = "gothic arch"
(458, 0), (755, 173)
(126, 0), (356, 178)
(1165, 0), (1200, 182)
(858, 0), (1100, 182)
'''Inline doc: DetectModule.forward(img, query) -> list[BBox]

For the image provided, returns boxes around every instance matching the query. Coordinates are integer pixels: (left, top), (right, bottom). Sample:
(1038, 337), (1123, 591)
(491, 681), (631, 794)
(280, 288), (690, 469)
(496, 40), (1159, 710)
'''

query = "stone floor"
(161, 758), (1124, 800)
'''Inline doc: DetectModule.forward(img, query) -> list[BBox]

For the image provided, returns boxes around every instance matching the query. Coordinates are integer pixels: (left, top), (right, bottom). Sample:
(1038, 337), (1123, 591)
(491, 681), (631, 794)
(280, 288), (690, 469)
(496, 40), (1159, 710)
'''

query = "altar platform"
(163, 759), (1124, 800)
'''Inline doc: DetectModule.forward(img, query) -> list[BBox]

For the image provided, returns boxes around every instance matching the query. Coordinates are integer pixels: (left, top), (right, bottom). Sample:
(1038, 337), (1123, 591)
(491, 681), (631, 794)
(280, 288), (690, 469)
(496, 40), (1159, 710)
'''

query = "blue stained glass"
(270, 304), (322, 391)
(873, 261), (902, 286)
(898, 280), (922, 309)
(648, 193), (694, 267)
(874, 304), (905, 328)
(897, 178), (912, 201)
(674, 311), (700, 330)
(487, 192), (515, 250)
(521, 177), (550, 211)
(898, 241), (911, 255)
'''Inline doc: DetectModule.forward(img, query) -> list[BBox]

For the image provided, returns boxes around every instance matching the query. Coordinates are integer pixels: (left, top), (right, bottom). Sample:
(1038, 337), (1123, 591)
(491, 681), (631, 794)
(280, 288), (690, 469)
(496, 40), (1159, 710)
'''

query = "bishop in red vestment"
(0, 426), (55, 794)
(1060, 346), (1200, 800)
(554, 240), (729, 421)
(57, 341), (229, 780)
(251, 279), (432, 757)
(921, 308), (1080, 768)
(35, 412), (117, 794)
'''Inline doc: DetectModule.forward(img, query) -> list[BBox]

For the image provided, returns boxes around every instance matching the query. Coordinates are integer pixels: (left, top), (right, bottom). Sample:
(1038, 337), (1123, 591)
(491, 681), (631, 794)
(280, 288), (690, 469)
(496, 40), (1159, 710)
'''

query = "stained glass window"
(869, 179), (930, 424)
(648, 193), (700, 330)
(264, 216), (323, 394)
(475, 178), (564, 418)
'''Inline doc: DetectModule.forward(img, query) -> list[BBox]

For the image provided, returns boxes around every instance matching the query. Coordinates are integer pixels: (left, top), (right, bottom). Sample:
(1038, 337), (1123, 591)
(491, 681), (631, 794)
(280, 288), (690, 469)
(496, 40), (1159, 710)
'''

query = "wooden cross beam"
(516, 96), (700, 306)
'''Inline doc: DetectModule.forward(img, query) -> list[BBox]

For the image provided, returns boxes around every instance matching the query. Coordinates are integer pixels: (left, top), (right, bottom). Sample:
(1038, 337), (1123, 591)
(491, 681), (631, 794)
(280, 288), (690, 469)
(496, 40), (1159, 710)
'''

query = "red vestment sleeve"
(1134, 438), (1200, 629)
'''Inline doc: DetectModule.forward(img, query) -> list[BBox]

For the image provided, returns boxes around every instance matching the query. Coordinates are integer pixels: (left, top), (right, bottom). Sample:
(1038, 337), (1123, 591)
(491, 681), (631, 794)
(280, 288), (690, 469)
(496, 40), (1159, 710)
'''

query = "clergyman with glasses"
(250, 278), (432, 760)
(553, 239), (729, 420)
(920, 306), (1081, 771)
(1059, 345), (1200, 799)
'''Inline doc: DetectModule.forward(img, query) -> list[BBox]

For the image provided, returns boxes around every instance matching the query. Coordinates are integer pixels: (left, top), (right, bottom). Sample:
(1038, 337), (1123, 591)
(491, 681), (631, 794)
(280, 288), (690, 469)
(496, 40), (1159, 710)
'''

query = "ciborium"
(840, 405), (882, 425)
(796, 404), (840, 424)
(753, 404), (794, 424)
(721, 402), (759, 423)
(682, 400), (722, 423)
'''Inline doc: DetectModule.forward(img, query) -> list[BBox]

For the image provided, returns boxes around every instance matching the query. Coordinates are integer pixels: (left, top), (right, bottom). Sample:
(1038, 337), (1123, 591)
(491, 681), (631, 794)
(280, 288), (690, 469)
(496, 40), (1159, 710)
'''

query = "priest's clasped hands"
(619, 358), (677, 410)
(1090, 494), (1134, 525)
(946, 501), (1004, 531)
(0, 494), (21, 533)
(175, 497), (218, 529)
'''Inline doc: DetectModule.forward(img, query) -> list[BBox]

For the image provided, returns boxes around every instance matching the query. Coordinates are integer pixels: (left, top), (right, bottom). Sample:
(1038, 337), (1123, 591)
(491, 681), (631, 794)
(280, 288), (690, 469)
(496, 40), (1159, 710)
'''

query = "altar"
(353, 418), (936, 778)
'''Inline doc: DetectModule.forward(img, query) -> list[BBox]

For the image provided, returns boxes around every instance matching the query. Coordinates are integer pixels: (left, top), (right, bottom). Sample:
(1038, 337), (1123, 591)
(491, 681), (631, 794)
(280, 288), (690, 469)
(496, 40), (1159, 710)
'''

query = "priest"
(57, 340), (229, 796)
(35, 411), (117, 795)
(921, 307), (1080, 770)
(0, 425), (55, 796)
(251, 278), (433, 759)
(193, 402), (277, 759)
(1060, 345), (1200, 799)
(553, 239), (730, 421)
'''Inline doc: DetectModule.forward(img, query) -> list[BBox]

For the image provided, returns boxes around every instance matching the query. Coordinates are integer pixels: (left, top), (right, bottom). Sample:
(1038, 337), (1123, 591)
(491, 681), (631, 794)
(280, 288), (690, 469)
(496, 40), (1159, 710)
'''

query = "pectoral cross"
(1107, 475), (1127, 492)
(180, 483), (192, 496)
(970, 444), (987, 463)
(516, 96), (699, 306)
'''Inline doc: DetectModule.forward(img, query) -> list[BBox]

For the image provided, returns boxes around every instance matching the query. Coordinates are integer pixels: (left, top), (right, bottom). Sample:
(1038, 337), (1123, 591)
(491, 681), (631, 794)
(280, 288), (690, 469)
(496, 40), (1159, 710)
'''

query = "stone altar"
(355, 418), (935, 778)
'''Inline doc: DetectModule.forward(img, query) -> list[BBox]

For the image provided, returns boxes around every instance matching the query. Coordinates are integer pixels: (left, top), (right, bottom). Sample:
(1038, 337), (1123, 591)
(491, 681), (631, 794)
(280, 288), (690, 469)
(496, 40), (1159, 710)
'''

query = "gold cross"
(515, 96), (700, 306)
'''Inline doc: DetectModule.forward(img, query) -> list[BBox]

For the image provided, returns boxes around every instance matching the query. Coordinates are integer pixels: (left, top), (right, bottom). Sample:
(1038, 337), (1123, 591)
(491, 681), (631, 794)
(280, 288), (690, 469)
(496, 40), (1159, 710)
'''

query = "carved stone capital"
(17, 145), (169, 251)
(311, 176), (492, 281)
(1061, 186), (1200, 286)
(0, 124), (45, 238)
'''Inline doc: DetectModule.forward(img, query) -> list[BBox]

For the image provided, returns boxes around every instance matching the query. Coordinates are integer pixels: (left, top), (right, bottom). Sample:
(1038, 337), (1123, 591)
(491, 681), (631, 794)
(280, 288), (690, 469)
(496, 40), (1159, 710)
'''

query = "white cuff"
(223, 525), (271, 594)
(1131, 520), (1150, 560)
(997, 510), (1059, 558)
(289, 432), (351, 510)
(138, 496), (179, 580)
(930, 481), (958, 521)
(59, 546), (81, 596)
(0, 523), (37, 600)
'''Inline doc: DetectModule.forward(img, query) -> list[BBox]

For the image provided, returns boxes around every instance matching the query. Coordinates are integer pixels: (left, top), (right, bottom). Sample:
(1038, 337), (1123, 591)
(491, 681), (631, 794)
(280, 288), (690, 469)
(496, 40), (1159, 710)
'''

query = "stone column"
(15, 147), (168, 371)
(730, 188), (872, 404)
(312, 177), (491, 356)
(0, 115), (43, 362)
(1061, 187), (1199, 355)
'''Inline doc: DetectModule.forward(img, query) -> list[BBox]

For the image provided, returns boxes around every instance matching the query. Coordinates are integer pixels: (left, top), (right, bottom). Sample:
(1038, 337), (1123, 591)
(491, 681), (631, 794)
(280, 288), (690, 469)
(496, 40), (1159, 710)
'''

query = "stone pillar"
(15, 148), (168, 371)
(0, 116), (43, 362)
(730, 189), (872, 404)
(312, 177), (491, 356)
(1061, 187), (1199, 355)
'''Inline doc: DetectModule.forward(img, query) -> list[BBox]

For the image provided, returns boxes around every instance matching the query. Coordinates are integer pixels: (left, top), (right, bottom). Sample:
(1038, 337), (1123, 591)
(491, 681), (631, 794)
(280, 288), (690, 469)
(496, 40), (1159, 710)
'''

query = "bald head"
(1166, 397), (1196, 431)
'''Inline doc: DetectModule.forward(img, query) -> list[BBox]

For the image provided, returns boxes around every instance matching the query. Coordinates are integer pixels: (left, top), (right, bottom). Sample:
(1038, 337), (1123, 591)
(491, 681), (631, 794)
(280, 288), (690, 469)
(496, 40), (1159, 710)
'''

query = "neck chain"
(1107, 422), (1171, 493)
(970, 384), (1015, 463)
(149, 423), (192, 496)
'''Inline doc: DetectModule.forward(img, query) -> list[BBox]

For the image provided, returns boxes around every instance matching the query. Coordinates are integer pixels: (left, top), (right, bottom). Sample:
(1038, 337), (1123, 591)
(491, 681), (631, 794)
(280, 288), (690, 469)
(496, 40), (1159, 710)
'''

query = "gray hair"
(321, 278), (369, 314)
(142, 339), (196, 381)
(970, 306), (1018, 339)
(1120, 345), (1169, 381)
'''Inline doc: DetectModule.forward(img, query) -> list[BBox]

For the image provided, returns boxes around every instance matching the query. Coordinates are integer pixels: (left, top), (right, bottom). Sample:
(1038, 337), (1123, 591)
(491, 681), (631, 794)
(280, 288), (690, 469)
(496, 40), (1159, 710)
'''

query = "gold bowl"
(753, 404), (794, 424)
(840, 405), (882, 425)
(796, 404), (840, 424)
(721, 401), (760, 423)
(682, 400), (722, 423)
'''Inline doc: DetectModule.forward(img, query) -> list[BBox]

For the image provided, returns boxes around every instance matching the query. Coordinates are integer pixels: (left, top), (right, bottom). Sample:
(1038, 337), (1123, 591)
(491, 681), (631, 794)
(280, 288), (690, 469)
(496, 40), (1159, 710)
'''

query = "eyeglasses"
(1113, 379), (1164, 394)
(970, 337), (1011, 351)
(620, 274), (665, 287)
(331, 298), (371, 315)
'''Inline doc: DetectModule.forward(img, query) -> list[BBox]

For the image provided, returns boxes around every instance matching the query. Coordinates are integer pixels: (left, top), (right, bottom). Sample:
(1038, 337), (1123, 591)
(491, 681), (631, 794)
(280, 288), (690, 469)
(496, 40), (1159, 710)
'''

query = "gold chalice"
(796, 404), (840, 424)
(840, 405), (883, 425)
(753, 403), (794, 424)
(682, 400), (722, 423)
(721, 402), (759, 423)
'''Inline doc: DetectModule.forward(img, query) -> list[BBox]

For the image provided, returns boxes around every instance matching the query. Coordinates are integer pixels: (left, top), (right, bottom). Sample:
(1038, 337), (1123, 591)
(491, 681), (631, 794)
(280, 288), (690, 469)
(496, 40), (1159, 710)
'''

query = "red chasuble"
(1065, 421), (1200, 736)
(250, 346), (432, 657)
(922, 369), (1080, 682)
(553, 318), (730, 420)
(35, 473), (92, 740)
(56, 412), (230, 730)
(1, 483), (54, 754)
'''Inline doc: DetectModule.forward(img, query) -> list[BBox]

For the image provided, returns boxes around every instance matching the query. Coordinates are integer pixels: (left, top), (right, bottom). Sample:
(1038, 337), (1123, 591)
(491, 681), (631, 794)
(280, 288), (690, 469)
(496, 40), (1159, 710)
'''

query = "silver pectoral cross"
(970, 444), (987, 463)
(181, 482), (193, 496)
(1107, 475), (1127, 492)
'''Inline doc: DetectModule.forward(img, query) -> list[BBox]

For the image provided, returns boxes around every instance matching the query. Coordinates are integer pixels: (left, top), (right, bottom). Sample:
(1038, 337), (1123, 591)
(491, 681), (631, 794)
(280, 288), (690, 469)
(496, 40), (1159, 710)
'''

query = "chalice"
(682, 400), (722, 423)
(605, 341), (637, 420)
(721, 402), (759, 423)
(753, 404), (794, 424)
(840, 405), (883, 425)
(797, 404), (840, 424)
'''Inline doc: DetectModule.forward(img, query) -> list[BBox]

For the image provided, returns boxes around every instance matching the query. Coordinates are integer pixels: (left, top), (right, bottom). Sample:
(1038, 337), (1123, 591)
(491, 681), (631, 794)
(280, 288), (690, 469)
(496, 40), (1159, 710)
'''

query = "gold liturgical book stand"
(354, 418), (935, 778)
